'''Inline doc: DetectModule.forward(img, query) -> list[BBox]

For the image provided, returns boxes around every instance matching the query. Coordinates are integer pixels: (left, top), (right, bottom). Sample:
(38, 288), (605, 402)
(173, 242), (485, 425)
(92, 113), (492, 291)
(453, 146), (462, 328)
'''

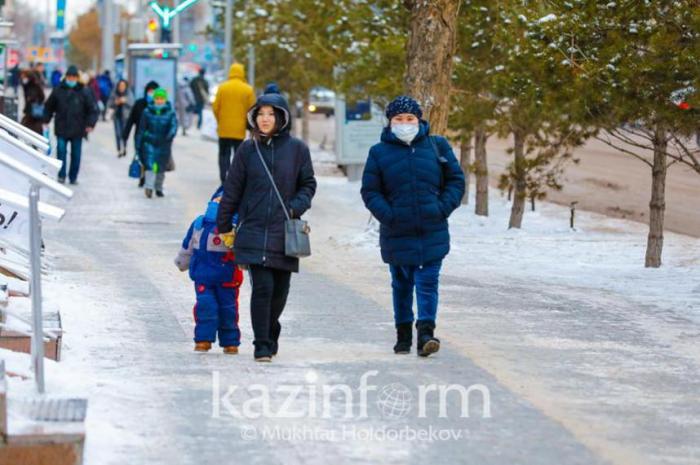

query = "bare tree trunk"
(473, 126), (489, 216)
(403, 0), (461, 135)
(302, 96), (310, 144)
(508, 129), (527, 229)
(645, 127), (668, 268)
(530, 196), (536, 212)
(459, 132), (472, 205)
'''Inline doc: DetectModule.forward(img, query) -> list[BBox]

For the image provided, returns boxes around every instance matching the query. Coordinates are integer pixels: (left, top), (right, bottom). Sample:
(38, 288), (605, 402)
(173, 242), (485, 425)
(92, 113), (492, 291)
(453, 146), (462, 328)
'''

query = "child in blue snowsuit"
(175, 190), (243, 353)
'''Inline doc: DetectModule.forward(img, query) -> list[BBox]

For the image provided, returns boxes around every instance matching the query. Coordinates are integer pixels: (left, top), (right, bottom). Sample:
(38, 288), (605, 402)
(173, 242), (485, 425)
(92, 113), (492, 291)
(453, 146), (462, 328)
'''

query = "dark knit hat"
(264, 82), (281, 95)
(385, 95), (422, 120)
(66, 65), (79, 77)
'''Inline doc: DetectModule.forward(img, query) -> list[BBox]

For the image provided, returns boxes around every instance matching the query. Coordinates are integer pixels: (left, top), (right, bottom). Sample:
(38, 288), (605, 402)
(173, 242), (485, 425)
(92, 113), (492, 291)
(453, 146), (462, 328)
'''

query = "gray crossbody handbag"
(253, 140), (311, 258)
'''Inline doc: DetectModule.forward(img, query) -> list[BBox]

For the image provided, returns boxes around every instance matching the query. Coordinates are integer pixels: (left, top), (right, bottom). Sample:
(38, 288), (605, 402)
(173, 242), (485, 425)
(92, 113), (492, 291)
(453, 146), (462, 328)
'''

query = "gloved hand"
(219, 231), (235, 249)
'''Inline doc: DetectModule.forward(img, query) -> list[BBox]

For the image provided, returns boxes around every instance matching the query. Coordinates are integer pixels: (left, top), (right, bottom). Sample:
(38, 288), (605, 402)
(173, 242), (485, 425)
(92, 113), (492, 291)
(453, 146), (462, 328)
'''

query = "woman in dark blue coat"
(217, 93), (317, 362)
(361, 96), (465, 357)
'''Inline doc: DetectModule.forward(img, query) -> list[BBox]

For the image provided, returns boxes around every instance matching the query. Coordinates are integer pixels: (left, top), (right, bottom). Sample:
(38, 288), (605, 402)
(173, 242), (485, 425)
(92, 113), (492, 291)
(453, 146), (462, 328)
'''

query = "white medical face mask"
(391, 123), (419, 144)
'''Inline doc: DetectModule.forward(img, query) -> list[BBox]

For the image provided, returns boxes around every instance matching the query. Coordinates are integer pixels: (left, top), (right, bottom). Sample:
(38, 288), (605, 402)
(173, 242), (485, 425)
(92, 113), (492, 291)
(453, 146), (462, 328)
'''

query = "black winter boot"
(393, 322), (413, 354)
(416, 320), (440, 357)
(254, 342), (272, 362)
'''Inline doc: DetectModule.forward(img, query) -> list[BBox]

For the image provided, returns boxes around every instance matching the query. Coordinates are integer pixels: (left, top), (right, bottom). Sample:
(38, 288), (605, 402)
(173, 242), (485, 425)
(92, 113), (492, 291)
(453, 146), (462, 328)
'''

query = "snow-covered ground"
(324, 177), (700, 324)
(1, 123), (698, 465)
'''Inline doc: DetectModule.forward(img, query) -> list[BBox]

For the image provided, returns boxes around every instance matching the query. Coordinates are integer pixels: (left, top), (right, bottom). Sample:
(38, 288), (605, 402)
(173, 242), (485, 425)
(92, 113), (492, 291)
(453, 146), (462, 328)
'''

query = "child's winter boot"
(416, 320), (440, 357)
(223, 346), (239, 355)
(194, 341), (212, 352)
(393, 322), (413, 354)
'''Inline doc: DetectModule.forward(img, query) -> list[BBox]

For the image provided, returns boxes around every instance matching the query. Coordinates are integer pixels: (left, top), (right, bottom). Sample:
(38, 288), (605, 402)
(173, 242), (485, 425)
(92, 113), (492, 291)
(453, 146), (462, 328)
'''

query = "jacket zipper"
(262, 140), (275, 264)
(410, 144), (424, 264)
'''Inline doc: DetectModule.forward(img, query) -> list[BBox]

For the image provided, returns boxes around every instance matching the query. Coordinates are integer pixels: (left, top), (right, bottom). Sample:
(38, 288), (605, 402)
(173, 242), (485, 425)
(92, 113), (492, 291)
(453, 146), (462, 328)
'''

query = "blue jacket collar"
(380, 120), (430, 146)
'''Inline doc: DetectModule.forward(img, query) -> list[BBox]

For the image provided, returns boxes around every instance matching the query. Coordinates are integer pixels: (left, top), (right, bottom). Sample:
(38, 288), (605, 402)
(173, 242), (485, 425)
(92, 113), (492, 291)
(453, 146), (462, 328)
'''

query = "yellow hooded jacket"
(212, 63), (256, 139)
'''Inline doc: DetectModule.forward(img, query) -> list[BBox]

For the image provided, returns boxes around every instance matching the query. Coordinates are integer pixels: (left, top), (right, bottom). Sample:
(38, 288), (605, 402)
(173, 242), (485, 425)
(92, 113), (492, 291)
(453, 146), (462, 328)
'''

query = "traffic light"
(148, 18), (158, 32)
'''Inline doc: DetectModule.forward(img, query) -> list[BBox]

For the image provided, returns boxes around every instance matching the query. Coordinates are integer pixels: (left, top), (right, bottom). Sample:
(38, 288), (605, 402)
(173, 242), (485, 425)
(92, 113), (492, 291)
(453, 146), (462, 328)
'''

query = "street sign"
(150, 0), (200, 29)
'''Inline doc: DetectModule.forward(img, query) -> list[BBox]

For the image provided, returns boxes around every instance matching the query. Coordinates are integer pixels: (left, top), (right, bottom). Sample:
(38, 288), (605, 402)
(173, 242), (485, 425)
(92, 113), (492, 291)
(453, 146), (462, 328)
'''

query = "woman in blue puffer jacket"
(361, 96), (465, 358)
(136, 87), (178, 198)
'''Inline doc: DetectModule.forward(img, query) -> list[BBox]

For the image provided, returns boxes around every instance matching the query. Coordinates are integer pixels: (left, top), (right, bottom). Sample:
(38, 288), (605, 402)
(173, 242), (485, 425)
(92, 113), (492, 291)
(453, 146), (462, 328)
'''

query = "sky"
(31, 0), (138, 30)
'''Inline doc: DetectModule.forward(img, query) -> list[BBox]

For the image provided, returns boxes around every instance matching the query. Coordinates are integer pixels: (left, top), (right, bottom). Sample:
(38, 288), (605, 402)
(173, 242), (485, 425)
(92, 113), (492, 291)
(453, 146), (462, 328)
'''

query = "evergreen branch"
(607, 128), (658, 153)
(595, 133), (653, 168)
(669, 134), (700, 173)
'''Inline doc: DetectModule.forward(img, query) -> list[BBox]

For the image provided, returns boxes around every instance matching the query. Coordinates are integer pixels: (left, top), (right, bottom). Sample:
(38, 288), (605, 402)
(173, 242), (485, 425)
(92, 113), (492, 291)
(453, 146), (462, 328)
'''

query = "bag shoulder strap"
(429, 135), (449, 189)
(253, 139), (291, 222)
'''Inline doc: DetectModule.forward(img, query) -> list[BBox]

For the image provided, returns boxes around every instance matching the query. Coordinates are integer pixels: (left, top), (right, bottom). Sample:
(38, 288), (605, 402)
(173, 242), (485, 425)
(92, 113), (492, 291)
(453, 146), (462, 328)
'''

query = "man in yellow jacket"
(212, 63), (256, 184)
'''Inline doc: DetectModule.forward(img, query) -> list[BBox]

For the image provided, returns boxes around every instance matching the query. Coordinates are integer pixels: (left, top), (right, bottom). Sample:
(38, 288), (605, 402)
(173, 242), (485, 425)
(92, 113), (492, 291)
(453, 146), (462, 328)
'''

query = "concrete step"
(0, 307), (63, 361)
(0, 361), (87, 465)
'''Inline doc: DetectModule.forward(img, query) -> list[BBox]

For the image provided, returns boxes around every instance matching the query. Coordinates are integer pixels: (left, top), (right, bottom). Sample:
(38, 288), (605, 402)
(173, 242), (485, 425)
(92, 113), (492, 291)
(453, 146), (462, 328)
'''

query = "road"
(306, 115), (700, 237)
(39, 121), (699, 465)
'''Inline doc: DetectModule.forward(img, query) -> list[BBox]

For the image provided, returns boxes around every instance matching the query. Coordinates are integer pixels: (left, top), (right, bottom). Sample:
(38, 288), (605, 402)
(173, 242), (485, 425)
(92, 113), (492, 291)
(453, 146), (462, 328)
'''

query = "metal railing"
(0, 119), (72, 394)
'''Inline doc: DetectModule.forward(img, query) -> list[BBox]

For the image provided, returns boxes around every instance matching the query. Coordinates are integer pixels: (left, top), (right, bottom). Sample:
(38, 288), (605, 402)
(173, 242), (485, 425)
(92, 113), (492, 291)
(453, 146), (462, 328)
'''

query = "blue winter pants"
(193, 283), (240, 346)
(56, 136), (83, 183)
(389, 260), (442, 325)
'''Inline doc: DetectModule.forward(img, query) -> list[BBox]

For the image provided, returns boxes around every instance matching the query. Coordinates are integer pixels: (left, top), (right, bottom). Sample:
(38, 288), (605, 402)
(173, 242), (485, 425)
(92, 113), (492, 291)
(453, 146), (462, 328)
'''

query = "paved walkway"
(39, 123), (698, 465)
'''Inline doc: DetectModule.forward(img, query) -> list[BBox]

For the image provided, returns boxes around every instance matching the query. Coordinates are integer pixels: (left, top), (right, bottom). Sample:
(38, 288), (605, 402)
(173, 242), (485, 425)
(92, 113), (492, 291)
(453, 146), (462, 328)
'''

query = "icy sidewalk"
(308, 177), (700, 465)
(25, 125), (599, 465)
(22, 123), (699, 465)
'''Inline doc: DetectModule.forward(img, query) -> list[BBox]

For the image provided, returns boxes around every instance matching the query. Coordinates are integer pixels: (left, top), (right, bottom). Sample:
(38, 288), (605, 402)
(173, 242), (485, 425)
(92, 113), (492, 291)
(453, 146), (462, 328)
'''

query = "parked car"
(307, 86), (335, 117)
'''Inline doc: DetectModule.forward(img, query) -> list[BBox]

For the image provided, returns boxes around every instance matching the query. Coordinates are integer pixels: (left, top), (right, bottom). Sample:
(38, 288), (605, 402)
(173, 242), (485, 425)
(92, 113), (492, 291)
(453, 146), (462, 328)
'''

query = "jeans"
(100, 97), (109, 120)
(193, 283), (240, 346)
(218, 138), (243, 184)
(114, 113), (126, 152)
(144, 170), (165, 191)
(248, 265), (292, 348)
(56, 136), (83, 182)
(389, 260), (442, 325)
(195, 103), (204, 129)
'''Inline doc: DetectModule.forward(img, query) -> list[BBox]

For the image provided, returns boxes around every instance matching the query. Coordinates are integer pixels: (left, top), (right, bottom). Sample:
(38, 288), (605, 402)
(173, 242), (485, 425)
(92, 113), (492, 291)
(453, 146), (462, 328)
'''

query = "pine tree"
(226, 1), (348, 142)
(558, 1), (700, 267)
(451, 0), (505, 215)
(334, 1), (409, 106)
(489, 2), (589, 229)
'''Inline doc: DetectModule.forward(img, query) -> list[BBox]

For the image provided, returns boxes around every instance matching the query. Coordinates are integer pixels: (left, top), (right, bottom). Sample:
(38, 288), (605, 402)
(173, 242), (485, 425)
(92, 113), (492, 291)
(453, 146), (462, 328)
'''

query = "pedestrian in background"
(50, 68), (62, 88)
(217, 93), (316, 362)
(124, 80), (160, 187)
(33, 62), (46, 88)
(136, 87), (177, 198)
(212, 63), (256, 184)
(361, 96), (465, 357)
(20, 70), (45, 135)
(190, 68), (209, 129)
(9, 64), (20, 96)
(109, 79), (131, 158)
(87, 73), (102, 114)
(43, 65), (99, 185)
(176, 76), (196, 136)
(97, 70), (114, 121)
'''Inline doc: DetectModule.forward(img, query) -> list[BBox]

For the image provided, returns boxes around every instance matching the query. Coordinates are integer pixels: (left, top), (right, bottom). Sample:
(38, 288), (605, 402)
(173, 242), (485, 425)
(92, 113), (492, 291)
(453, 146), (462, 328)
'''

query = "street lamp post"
(149, 0), (200, 43)
(101, 0), (114, 73)
(224, 0), (233, 71)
